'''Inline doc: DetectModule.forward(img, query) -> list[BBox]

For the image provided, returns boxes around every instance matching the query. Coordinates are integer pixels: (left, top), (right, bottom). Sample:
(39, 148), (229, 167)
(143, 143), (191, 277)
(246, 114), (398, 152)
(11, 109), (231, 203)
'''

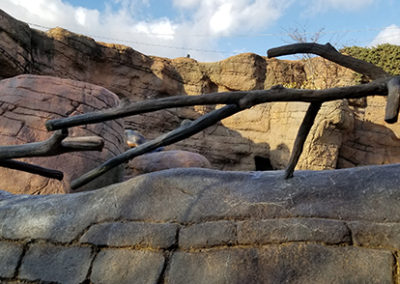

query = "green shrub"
(340, 44), (400, 76)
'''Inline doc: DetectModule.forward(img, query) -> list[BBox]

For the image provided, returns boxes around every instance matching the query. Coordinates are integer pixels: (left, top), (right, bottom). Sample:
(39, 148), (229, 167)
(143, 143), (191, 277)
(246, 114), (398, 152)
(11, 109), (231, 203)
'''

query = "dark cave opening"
(254, 156), (274, 171)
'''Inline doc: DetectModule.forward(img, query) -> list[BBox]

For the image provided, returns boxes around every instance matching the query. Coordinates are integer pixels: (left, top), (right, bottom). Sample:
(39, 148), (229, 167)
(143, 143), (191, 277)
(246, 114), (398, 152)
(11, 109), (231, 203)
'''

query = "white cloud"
(371, 25), (400, 46)
(173, 0), (291, 36)
(0, 0), (291, 61)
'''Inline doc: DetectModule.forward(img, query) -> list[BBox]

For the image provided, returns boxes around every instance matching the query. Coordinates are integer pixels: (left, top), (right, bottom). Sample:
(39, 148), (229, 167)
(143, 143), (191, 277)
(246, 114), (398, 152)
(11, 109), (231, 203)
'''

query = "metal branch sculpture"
(1, 42), (399, 191)
(0, 129), (104, 180)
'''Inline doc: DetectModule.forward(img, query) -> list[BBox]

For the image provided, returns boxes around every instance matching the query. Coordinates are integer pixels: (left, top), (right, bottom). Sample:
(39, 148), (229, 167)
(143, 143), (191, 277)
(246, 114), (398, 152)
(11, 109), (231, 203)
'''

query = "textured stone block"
(80, 221), (178, 249)
(19, 243), (92, 284)
(238, 218), (350, 245)
(0, 241), (23, 278)
(349, 221), (400, 249)
(91, 249), (165, 284)
(167, 244), (394, 284)
(179, 221), (237, 249)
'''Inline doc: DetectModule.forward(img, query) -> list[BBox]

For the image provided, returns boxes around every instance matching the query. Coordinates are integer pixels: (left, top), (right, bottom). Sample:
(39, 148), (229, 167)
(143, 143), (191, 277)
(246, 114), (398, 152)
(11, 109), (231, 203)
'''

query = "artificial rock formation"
(0, 165), (400, 283)
(0, 74), (125, 194)
(1, 9), (400, 172)
(126, 150), (211, 178)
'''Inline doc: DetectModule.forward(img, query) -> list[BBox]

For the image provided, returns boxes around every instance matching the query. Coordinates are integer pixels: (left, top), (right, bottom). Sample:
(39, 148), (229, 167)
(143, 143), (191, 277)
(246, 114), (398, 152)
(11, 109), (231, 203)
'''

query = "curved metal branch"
(267, 42), (389, 80)
(0, 130), (104, 160)
(71, 104), (243, 189)
(46, 79), (389, 131)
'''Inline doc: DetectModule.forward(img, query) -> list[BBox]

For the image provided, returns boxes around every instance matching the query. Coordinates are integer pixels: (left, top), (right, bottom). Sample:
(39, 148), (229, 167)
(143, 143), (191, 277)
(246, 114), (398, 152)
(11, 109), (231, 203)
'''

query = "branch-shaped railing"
(1, 43), (399, 191)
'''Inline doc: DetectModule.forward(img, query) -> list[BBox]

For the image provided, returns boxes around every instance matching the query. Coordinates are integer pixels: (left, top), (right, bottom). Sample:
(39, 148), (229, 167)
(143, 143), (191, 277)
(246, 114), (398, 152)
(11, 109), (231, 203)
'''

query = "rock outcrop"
(1, 9), (400, 173)
(1, 165), (400, 283)
(0, 74), (125, 194)
(126, 150), (211, 178)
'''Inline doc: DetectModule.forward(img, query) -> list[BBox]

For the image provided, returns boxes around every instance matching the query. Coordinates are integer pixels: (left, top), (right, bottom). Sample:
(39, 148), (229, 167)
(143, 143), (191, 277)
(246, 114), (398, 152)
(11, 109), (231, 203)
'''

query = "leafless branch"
(71, 104), (242, 189)
(46, 80), (389, 132)
(0, 130), (104, 160)
(285, 102), (322, 179)
(0, 159), (64, 180)
(267, 43), (389, 80)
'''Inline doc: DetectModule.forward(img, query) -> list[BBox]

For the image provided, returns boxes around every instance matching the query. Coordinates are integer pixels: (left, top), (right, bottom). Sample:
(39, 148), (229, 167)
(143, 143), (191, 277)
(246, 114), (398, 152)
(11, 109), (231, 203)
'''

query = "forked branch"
(71, 104), (243, 189)
(46, 80), (389, 131)
(0, 129), (104, 180)
(0, 130), (104, 160)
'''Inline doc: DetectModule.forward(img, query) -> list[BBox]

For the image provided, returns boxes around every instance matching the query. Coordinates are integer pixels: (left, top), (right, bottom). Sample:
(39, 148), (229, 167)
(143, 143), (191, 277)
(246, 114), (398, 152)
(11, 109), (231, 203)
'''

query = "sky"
(1, 0), (399, 62)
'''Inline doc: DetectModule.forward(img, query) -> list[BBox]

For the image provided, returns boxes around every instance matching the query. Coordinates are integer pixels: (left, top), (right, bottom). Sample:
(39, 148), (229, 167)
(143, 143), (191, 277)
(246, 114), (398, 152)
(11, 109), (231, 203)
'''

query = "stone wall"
(1, 165), (400, 283)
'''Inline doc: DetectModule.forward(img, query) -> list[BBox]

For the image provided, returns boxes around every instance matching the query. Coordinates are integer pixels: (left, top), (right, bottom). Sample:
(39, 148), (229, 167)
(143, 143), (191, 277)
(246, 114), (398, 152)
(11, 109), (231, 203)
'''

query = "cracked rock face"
(0, 165), (400, 283)
(0, 74), (125, 194)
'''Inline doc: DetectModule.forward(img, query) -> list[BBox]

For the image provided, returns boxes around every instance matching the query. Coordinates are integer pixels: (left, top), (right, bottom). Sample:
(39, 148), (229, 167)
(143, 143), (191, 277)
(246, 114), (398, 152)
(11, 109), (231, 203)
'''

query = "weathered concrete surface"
(19, 243), (92, 284)
(91, 249), (165, 284)
(0, 74), (125, 194)
(0, 242), (23, 278)
(1, 165), (400, 283)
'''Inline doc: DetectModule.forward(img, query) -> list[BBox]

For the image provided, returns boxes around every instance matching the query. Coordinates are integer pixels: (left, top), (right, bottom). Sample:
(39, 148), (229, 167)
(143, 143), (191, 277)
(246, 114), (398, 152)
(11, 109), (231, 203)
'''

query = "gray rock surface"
(1, 165), (400, 283)
(91, 249), (165, 284)
(81, 221), (178, 248)
(0, 242), (23, 278)
(19, 243), (92, 284)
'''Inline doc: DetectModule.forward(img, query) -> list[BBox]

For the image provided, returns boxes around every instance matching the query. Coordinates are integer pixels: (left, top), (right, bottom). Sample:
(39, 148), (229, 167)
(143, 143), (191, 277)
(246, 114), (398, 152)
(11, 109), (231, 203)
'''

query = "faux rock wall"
(1, 8), (378, 173)
(1, 165), (400, 283)
(0, 74), (125, 194)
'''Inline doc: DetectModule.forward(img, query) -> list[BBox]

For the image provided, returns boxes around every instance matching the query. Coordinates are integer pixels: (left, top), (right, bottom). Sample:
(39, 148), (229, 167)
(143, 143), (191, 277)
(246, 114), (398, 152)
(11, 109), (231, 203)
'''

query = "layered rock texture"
(0, 74), (125, 194)
(2, 9), (399, 173)
(1, 165), (400, 283)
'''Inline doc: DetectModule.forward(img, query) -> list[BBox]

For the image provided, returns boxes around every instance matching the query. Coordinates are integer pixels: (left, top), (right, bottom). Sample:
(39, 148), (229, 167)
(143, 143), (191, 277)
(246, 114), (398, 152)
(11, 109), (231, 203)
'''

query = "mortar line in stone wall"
(83, 245), (100, 283)
(391, 251), (400, 284)
(174, 240), (397, 254)
(157, 226), (180, 284)
(13, 240), (32, 280)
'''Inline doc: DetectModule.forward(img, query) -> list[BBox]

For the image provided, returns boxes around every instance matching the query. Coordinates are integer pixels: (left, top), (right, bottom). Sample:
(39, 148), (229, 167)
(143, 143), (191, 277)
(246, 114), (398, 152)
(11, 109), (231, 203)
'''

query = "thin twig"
(285, 102), (322, 179)
(0, 159), (64, 180)
(71, 104), (243, 189)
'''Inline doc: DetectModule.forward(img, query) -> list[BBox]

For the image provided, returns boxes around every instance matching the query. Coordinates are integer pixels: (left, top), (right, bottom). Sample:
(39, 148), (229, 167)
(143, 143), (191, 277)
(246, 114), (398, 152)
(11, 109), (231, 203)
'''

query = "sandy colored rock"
(0, 74), (125, 194)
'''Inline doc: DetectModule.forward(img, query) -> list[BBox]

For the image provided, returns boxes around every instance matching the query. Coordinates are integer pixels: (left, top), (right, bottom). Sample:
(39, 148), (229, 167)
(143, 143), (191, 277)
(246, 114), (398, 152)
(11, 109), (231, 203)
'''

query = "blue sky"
(1, 0), (399, 61)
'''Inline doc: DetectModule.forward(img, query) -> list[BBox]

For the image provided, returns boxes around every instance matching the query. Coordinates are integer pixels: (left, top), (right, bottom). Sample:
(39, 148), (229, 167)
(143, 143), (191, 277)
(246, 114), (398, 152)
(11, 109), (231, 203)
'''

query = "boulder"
(126, 150), (211, 178)
(0, 74), (125, 194)
(0, 165), (400, 282)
